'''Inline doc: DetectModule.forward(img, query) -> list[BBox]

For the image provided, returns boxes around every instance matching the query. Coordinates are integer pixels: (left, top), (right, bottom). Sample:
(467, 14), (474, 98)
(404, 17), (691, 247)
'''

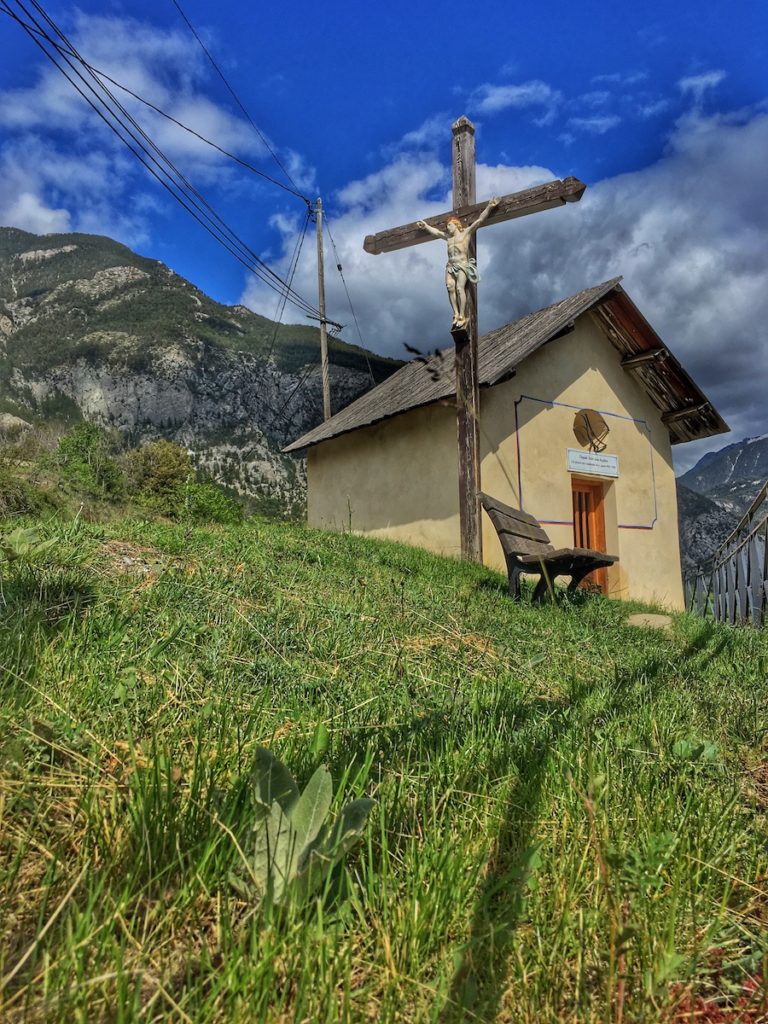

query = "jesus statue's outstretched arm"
(466, 196), (500, 234)
(416, 220), (447, 239)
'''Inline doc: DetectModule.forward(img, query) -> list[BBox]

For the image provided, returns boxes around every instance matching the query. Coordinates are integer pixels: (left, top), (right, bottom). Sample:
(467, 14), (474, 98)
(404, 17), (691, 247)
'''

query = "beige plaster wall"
(306, 311), (685, 610)
(307, 401), (462, 557)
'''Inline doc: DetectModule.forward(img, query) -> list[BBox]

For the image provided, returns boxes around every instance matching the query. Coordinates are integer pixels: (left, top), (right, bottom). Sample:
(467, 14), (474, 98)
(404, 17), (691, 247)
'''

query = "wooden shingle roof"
(284, 278), (728, 452)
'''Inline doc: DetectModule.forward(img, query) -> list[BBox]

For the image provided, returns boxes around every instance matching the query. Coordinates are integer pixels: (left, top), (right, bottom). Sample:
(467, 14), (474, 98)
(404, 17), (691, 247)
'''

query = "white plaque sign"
(566, 448), (619, 478)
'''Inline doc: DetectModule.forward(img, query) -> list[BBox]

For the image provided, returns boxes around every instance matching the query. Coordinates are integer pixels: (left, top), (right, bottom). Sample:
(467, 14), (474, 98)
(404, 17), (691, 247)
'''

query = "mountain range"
(0, 226), (400, 513)
(676, 435), (768, 572)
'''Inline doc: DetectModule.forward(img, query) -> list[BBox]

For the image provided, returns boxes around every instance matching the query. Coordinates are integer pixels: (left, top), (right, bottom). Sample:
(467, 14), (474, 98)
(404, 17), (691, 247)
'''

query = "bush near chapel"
(4, 426), (244, 526)
(126, 439), (243, 524)
(182, 480), (244, 525)
(55, 422), (124, 499)
(124, 439), (191, 498)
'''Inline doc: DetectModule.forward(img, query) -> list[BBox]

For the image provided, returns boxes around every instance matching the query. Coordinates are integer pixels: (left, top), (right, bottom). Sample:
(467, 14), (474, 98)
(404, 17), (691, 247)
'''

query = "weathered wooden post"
(450, 116), (482, 562)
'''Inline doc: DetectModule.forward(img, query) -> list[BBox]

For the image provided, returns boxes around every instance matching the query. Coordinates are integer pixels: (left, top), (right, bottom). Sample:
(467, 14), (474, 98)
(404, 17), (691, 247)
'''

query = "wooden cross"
(363, 115), (586, 563)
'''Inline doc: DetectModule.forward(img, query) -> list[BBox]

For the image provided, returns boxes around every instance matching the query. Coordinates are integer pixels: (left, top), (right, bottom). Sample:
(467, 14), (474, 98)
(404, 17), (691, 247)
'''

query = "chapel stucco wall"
(307, 401), (461, 556)
(306, 311), (685, 611)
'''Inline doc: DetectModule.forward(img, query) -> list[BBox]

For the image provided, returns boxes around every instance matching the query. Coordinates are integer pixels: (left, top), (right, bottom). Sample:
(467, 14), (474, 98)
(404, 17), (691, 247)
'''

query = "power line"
(324, 217), (377, 386)
(264, 207), (311, 365)
(276, 361), (320, 421)
(168, 0), (303, 196)
(0, 7), (310, 204)
(12, 0), (312, 313)
(3, 0), (380, 422)
(2, 0), (322, 320)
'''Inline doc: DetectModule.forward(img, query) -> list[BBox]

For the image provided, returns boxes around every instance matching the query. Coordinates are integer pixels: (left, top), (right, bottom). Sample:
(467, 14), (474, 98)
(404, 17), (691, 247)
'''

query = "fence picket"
(749, 536), (763, 627)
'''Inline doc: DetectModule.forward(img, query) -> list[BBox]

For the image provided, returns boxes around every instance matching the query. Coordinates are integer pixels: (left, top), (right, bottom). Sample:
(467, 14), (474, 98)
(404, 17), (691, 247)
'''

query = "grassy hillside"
(1, 510), (767, 1022)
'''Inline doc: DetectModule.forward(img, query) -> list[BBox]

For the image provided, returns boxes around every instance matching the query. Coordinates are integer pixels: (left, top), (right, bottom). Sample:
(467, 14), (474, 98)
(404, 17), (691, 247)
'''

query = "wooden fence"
(684, 481), (768, 627)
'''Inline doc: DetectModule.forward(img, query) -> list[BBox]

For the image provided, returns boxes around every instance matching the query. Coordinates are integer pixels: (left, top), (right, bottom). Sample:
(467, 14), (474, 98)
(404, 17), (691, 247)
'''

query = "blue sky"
(0, 0), (766, 469)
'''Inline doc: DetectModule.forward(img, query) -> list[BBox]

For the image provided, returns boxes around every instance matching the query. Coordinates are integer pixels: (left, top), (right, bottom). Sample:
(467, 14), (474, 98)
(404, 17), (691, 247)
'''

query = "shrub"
(0, 469), (59, 518)
(125, 440), (190, 499)
(181, 481), (243, 525)
(55, 423), (124, 499)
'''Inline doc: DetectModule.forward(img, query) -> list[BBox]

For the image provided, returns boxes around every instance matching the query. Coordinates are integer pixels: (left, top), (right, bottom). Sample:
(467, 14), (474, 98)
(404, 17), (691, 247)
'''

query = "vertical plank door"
(571, 479), (608, 593)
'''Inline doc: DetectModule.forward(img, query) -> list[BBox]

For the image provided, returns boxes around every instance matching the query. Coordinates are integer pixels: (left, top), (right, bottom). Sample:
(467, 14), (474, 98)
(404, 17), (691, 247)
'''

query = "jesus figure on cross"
(416, 196), (500, 329)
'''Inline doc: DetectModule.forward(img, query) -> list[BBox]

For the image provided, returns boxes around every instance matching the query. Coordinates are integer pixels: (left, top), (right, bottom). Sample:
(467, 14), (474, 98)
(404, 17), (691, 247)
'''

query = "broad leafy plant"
(0, 526), (58, 567)
(230, 746), (374, 906)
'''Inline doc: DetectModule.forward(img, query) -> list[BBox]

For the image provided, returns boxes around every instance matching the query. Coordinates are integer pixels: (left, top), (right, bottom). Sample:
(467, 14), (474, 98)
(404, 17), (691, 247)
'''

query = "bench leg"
(506, 563), (522, 601)
(567, 567), (593, 592)
(532, 569), (555, 604)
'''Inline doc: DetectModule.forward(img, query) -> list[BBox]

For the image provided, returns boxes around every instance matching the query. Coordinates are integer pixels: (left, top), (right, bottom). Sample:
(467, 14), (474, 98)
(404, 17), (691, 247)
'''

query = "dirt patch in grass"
(100, 539), (167, 577)
(669, 974), (767, 1022)
(749, 760), (768, 809)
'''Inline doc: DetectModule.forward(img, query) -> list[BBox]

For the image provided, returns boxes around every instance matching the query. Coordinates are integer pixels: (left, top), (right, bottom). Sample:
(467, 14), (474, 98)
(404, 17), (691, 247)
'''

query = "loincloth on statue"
(446, 257), (480, 284)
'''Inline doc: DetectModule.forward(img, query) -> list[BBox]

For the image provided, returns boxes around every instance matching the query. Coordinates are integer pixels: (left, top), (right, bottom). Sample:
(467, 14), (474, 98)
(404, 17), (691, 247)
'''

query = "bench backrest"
(480, 493), (553, 558)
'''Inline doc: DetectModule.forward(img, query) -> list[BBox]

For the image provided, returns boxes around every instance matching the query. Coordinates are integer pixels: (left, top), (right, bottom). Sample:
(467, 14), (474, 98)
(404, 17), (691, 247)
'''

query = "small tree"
(56, 423), (124, 498)
(183, 481), (243, 525)
(125, 440), (191, 499)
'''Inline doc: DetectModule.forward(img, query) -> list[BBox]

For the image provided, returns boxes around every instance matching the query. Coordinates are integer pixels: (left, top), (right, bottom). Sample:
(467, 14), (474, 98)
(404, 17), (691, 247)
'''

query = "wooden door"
(571, 479), (608, 593)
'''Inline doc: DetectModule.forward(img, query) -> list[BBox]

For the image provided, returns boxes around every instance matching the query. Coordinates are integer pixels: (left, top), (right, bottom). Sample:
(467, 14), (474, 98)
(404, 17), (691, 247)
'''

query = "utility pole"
(315, 197), (332, 421)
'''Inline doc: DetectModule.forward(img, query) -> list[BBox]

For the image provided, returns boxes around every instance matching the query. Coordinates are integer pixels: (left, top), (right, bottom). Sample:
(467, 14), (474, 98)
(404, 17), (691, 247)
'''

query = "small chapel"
(285, 277), (727, 610)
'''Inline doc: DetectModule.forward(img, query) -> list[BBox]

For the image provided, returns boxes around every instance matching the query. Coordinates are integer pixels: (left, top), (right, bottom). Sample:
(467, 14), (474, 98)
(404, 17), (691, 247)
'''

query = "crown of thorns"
(446, 216), (463, 228)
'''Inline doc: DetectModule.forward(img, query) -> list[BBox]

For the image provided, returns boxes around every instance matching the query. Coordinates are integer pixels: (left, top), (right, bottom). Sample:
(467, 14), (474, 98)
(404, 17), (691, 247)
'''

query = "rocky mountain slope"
(0, 227), (400, 512)
(676, 484), (738, 574)
(679, 435), (768, 514)
(676, 435), (768, 572)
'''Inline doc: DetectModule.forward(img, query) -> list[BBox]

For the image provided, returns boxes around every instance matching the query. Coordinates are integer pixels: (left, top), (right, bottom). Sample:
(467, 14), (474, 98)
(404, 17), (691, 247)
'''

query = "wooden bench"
(480, 492), (618, 603)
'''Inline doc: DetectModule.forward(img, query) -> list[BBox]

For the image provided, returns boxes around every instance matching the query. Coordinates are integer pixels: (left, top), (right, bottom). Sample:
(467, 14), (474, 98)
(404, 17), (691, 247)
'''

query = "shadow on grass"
(0, 570), (95, 704)
(438, 625), (718, 1022)
(439, 683), (589, 1022)
(474, 574), (605, 609)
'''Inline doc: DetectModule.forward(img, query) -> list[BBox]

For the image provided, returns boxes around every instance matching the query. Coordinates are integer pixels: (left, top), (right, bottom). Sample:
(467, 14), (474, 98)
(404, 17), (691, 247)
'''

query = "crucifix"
(363, 115), (586, 563)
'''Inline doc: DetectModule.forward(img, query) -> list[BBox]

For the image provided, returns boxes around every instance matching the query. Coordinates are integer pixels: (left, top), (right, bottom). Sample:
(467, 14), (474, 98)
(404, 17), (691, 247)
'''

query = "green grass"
(1, 513), (767, 1022)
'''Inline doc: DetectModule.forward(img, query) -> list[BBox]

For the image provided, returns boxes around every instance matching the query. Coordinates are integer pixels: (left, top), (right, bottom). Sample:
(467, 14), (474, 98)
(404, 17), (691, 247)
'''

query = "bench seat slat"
(518, 547), (618, 565)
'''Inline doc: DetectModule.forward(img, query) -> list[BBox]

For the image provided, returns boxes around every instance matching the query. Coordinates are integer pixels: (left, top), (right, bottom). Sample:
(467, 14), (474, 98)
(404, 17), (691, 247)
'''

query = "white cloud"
(0, 133), (153, 245)
(384, 116), (449, 156)
(469, 80), (560, 117)
(567, 114), (622, 134)
(242, 107), (768, 471)
(0, 11), (294, 237)
(678, 70), (726, 101)
(638, 99), (669, 118)
(578, 90), (611, 107)
(0, 191), (70, 235)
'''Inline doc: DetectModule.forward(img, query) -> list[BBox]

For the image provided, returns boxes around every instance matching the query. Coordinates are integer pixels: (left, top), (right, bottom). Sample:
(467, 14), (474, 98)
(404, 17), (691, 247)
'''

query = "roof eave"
(589, 287), (729, 443)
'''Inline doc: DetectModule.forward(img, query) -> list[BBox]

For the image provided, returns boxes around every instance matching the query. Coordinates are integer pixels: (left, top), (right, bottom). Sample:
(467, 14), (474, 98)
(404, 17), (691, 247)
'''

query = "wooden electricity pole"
(363, 116), (586, 563)
(315, 197), (332, 421)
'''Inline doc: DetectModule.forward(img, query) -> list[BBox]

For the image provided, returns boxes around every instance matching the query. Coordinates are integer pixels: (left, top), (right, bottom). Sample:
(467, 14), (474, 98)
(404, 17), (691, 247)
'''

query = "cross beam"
(364, 176), (586, 255)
